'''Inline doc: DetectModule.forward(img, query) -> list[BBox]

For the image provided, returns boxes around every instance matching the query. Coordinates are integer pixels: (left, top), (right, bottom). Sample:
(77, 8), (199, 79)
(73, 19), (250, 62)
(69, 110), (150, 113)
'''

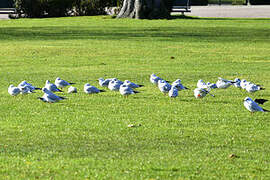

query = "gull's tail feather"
(35, 87), (42, 90)
(57, 89), (63, 92)
(260, 87), (265, 90)
(69, 83), (76, 85)
(255, 99), (268, 105)
(138, 84), (144, 87)
(100, 90), (106, 92)
(134, 91), (140, 94)
(184, 87), (189, 90)
(263, 108), (269, 112)
(59, 96), (66, 100)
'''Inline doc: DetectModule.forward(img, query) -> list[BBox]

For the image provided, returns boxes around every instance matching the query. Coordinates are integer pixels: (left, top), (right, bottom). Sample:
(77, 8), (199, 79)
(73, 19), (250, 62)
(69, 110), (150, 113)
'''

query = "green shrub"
(15, 0), (118, 18)
(15, 0), (46, 18)
(45, 0), (74, 17)
(190, 0), (208, 6)
(74, 0), (108, 16)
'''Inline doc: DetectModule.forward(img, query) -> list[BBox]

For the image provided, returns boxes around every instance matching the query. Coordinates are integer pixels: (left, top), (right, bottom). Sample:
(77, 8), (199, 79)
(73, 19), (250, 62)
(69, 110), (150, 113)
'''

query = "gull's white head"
(158, 79), (165, 84)
(46, 80), (50, 84)
(20, 80), (27, 85)
(244, 97), (252, 102)
(124, 80), (130, 83)
(42, 87), (49, 93)
(84, 83), (90, 87)
(9, 84), (14, 88)
(198, 79), (203, 83)
(56, 77), (61, 81)
(234, 78), (241, 82)
(175, 79), (181, 83)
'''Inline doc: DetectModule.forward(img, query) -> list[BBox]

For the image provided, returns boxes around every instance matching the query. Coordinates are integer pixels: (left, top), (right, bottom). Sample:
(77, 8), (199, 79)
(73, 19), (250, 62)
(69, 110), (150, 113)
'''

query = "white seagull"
(245, 83), (264, 93)
(216, 77), (235, 89)
(84, 83), (104, 94)
(45, 80), (63, 92)
(240, 79), (248, 90)
(20, 86), (35, 94)
(98, 78), (112, 87)
(55, 77), (75, 89)
(243, 97), (269, 113)
(18, 80), (41, 92)
(119, 84), (139, 97)
(197, 79), (208, 89)
(168, 86), (178, 98)
(158, 80), (171, 94)
(206, 82), (217, 89)
(171, 79), (188, 91)
(150, 73), (163, 85)
(8, 85), (21, 96)
(233, 78), (242, 88)
(123, 80), (143, 89)
(68, 86), (77, 93)
(194, 88), (215, 98)
(38, 88), (65, 103)
(108, 78), (123, 91)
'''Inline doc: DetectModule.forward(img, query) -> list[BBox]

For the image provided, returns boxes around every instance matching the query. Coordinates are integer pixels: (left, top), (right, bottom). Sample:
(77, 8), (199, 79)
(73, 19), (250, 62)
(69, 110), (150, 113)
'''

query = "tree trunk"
(117, 0), (173, 19)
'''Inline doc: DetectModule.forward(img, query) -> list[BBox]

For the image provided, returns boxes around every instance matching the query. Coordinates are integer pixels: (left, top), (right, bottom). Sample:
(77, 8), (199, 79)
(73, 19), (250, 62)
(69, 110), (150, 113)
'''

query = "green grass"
(0, 15), (270, 179)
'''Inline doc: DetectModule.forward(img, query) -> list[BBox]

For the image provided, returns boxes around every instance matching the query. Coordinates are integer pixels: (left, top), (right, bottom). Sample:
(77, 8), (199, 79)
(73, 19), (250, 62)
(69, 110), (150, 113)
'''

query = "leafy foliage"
(14, 0), (117, 18)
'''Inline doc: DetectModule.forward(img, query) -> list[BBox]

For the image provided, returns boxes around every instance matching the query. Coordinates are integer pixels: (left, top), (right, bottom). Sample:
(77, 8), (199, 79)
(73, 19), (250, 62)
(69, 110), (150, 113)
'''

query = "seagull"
(98, 78), (112, 87)
(197, 79), (208, 89)
(119, 84), (139, 97)
(206, 82), (217, 89)
(108, 78), (123, 91)
(168, 86), (178, 98)
(171, 79), (188, 91)
(45, 80), (63, 92)
(150, 73), (163, 85)
(8, 85), (21, 96)
(123, 80), (143, 89)
(20, 86), (35, 94)
(18, 80), (41, 91)
(233, 78), (242, 88)
(38, 88), (65, 103)
(84, 83), (105, 94)
(243, 97), (269, 113)
(194, 88), (215, 98)
(245, 83), (264, 93)
(55, 77), (75, 89)
(245, 82), (264, 93)
(216, 77), (235, 89)
(240, 79), (248, 89)
(158, 80), (171, 94)
(68, 86), (77, 93)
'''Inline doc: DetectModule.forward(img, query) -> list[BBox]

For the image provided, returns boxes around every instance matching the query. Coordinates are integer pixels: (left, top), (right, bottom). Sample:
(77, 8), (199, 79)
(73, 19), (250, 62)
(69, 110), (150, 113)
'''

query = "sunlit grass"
(0, 16), (269, 179)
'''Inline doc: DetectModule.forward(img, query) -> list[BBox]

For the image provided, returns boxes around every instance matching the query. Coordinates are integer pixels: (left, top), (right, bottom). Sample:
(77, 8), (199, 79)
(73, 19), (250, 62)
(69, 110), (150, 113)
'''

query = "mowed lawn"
(0, 15), (270, 179)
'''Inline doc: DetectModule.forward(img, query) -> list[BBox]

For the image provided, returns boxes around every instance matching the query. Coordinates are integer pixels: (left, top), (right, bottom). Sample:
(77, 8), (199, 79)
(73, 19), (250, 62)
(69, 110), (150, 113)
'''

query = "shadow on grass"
(0, 23), (269, 42)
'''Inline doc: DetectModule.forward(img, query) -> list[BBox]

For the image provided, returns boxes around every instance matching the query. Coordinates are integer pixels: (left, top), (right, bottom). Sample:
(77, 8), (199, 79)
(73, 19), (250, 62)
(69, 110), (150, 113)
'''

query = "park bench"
(172, 0), (191, 15)
(0, 8), (16, 14)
